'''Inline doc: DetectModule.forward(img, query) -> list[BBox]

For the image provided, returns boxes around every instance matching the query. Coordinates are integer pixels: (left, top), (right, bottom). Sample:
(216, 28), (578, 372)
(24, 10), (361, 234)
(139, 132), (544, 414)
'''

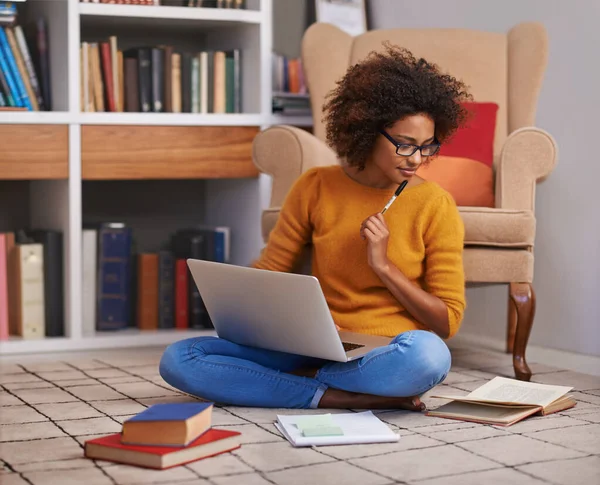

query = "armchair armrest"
(495, 127), (558, 211)
(252, 125), (339, 209)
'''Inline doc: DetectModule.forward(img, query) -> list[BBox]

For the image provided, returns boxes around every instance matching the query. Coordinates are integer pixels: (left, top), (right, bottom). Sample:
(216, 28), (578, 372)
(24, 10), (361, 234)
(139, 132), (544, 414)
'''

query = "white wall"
(367, 0), (600, 356)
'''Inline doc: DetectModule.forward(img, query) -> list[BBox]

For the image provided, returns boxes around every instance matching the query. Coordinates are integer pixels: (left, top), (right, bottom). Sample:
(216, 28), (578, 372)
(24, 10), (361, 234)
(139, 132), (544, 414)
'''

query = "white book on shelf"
(199, 51), (208, 114)
(82, 229), (97, 336)
(275, 411), (399, 447)
(18, 244), (45, 340)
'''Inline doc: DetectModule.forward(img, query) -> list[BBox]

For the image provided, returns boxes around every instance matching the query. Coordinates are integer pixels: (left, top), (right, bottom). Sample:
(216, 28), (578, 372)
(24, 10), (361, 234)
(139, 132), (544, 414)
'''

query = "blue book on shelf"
(96, 223), (133, 331)
(0, 41), (20, 107)
(0, 27), (32, 110)
(128, 402), (213, 423)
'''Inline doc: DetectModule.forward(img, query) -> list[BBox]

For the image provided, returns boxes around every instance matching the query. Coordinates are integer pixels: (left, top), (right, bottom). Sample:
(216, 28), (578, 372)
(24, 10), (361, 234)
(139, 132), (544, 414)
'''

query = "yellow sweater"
(252, 165), (466, 338)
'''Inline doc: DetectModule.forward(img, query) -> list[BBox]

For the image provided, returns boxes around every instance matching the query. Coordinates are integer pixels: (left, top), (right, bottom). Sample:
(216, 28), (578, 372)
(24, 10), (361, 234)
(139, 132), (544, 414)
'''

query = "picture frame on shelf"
(314, 0), (367, 36)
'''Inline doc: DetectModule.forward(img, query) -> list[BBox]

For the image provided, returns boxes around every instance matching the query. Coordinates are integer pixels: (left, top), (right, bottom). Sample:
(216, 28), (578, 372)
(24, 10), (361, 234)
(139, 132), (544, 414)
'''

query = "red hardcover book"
(100, 42), (116, 112)
(84, 429), (241, 470)
(175, 258), (189, 329)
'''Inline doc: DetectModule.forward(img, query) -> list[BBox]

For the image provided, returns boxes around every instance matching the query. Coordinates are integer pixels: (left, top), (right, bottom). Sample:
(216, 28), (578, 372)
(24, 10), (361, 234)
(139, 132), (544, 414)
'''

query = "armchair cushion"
(460, 207), (535, 248)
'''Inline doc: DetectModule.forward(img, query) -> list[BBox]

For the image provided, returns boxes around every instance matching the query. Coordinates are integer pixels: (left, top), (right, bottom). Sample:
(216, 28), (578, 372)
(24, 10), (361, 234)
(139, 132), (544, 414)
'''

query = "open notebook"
(426, 376), (576, 426)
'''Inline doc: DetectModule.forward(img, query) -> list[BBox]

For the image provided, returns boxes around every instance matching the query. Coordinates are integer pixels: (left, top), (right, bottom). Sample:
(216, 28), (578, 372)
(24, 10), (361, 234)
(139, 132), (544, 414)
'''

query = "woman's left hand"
(360, 213), (390, 272)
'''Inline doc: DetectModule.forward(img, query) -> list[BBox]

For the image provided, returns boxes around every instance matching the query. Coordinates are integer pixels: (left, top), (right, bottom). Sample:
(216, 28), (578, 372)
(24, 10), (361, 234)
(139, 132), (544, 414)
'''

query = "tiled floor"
(1, 342), (599, 485)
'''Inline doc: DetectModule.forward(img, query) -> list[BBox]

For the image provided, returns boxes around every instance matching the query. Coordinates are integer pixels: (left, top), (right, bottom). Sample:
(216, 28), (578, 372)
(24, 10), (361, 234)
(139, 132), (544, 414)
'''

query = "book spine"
(191, 56), (199, 113)
(0, 27), (32, 109)
(233, 49), (241, 113)
(158, 250), (175, 329)
(181, 52), (191, 113)
(138, 48), (152, 112)
(151, 47), (164, 112)
(206, 51), (214, 113)
(81, 42), (89, 111)
(225, 52), (233, 114)
(18, 243), (45, 339)
(199, 51), (208, 114)
(14, 26), (44, 110)
(118, 50), (124, 112)
(171, 52), (181, 113)
(6, 27), (37, 110)
(109, 36), (120, 112)
(124, 57), (139, 112)
(0, 31), (22, 106)
(100, 42), (116, 112)
(96, 225), (132, 330)
(90, 43), (104, 112)
(174, 258), (188, 329)
(163, 45), (173, 112)
(0, 59), (15, 106)
(213, 51), (225, 113)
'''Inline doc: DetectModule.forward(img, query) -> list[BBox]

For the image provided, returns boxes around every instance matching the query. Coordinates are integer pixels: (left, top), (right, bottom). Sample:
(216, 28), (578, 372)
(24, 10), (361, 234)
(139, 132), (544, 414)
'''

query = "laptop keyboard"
(342, 341), (365, 352)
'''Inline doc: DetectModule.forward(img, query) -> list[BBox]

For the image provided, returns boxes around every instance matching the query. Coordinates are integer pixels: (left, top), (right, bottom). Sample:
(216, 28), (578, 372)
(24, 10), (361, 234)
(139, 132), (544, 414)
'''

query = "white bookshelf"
(0, 0), (312, 355)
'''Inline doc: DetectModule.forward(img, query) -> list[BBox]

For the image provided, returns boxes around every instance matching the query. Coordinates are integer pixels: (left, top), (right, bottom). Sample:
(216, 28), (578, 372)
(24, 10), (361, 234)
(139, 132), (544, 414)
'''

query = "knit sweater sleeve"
(251, 168), (320, 273)
(423, 193), (466, 338)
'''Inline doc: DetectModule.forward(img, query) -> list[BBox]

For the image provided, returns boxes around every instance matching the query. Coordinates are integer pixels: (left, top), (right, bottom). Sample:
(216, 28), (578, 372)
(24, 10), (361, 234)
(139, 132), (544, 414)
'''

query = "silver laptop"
(186, 259), (392, 362)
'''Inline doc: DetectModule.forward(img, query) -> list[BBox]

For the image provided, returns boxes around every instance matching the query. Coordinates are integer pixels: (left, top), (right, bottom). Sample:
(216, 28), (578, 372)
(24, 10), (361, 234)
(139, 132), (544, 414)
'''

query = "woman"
(160, 44), (470, 411)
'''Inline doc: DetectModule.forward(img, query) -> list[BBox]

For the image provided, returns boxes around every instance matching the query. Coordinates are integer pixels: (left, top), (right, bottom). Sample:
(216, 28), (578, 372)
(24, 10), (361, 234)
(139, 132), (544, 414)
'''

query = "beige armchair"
(253, 22), (558, 381)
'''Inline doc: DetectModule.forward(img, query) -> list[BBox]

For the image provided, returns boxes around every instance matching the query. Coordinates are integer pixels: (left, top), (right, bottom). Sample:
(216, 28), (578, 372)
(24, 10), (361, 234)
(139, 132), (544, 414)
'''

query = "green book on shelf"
(225, 53), (234, 114)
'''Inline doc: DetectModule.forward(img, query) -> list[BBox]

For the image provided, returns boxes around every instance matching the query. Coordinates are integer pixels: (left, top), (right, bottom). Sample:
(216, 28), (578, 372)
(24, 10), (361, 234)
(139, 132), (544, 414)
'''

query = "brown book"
(109, 36), (120, 112)
(213, 51), (226, 113)
(100, 42), (116, 112)
(171, 53), (181, 113)
(124, 57), (139, 112)
(118, 50), (124, 112)
(90, 43), (105, 112)
(426, 377), (577, 426)
(163, 46), (173, 112)
(136, 253), (159, 330)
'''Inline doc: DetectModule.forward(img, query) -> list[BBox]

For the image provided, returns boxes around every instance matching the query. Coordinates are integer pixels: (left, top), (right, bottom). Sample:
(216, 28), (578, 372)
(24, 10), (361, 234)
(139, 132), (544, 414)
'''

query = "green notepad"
(295, 414), (344, 437)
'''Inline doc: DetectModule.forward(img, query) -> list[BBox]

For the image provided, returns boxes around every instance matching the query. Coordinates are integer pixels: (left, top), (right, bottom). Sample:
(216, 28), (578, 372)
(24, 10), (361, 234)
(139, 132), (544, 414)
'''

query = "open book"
(426, 376), (576, 426)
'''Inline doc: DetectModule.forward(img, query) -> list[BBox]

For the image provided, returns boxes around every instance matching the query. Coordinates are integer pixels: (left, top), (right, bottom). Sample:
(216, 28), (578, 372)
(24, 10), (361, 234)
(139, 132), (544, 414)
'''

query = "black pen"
(381, 180), (408, 214)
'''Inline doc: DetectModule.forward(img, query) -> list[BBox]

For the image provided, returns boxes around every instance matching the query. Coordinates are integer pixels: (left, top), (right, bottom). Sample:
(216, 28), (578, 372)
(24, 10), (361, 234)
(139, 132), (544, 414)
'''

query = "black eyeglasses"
(380, 130), (441, 157)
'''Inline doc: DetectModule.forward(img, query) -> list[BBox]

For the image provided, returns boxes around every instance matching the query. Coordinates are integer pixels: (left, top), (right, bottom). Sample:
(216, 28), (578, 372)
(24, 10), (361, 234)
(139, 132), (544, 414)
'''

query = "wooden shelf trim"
(0, 125), (69, 180)
(81, 125), (260, 180)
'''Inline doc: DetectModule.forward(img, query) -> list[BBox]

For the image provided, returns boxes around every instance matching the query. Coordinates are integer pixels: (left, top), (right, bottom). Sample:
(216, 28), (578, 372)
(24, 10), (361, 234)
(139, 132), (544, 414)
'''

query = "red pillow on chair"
(417, 102), (498, 207)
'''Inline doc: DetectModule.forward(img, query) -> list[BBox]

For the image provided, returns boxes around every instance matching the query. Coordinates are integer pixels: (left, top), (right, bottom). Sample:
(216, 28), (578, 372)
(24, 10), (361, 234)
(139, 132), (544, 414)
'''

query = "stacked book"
(85, 402), (241, 469)
(81, 35), (242, 113)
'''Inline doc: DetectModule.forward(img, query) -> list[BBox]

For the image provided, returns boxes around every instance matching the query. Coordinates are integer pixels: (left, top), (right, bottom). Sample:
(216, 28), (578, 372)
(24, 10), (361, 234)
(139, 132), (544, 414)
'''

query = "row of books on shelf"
(81, 35), (242, 113)
(0, 223), (230, 341)
(81, 0), (247, 7)
(271, 52), (310, 116)
(0, 22), (52, 110)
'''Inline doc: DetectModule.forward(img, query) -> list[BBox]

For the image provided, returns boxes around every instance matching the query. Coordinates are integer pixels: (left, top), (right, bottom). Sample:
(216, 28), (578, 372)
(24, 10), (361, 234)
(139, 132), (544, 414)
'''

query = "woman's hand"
(360, 213), (390, 272)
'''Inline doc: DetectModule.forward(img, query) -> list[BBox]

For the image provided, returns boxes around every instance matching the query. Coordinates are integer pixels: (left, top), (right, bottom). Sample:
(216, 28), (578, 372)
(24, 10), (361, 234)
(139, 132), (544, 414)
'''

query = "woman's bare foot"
(318, 388), (425, 411)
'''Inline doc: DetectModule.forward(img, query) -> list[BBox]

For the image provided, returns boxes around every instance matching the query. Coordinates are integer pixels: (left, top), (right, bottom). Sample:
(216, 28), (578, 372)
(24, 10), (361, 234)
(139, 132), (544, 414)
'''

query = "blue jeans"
(159, 330), (451, 409)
